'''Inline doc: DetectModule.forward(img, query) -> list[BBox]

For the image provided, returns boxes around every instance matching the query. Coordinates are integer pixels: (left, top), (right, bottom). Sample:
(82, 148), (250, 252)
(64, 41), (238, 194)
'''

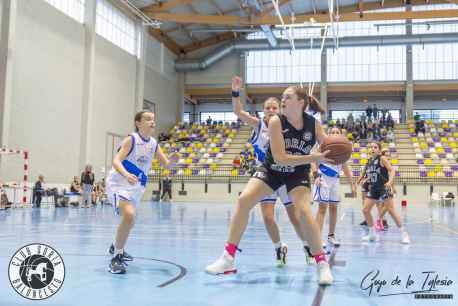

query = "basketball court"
(1, 0), (458, 305)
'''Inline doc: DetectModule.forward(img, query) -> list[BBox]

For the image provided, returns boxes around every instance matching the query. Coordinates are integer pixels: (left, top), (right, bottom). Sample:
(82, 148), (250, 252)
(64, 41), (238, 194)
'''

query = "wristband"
(231, 91), (240, 98)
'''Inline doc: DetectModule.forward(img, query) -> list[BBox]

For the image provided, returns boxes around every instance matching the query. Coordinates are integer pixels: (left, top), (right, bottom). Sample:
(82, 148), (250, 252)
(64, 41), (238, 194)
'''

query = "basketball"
(320, 135), (353, 164)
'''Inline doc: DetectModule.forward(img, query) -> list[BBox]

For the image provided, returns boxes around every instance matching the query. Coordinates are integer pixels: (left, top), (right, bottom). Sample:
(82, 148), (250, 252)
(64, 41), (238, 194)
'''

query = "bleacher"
(150, 119), (458, 183)
(409, 119), (458, 178)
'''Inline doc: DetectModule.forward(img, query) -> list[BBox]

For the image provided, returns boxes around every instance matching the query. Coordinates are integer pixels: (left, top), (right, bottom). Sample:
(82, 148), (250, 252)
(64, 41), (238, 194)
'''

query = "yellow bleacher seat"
(411, 137), (418, 143)
(425, 159), (433, 165)
(361, 159), (368, 165)
(391, 159), (399, 165)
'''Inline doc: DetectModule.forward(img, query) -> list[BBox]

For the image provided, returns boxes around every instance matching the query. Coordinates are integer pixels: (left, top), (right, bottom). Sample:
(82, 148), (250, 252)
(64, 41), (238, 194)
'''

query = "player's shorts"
(253, 165), (311, 193)
(260, 185), (292, 207)
(366, 186), (394, 203)
(361, 181), (370, 193)
(106, 180), (145, 215)
(313, 175), (340, 204)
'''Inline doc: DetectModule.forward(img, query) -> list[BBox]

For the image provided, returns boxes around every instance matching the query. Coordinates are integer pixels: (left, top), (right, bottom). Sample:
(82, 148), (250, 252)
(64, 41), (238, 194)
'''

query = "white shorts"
(260, 185), (292, 207)
(106, 180), (145, 215)
(313, 175), (340, 204)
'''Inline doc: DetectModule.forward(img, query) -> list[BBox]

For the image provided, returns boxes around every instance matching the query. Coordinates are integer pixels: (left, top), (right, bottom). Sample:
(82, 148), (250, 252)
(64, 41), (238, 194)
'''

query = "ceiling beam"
(259, 0), (291, 17)
(207, 0), (224, 15)
(148, 28), (183, 55)
(182, 31), (236, 53)
(147, 9), (458, 26)
(141, 0), (195, 13)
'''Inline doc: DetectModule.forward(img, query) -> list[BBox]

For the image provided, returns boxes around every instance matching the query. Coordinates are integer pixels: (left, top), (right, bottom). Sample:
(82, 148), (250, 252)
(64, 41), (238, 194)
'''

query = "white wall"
(184, 53), (240, 86)
(90, 35), (137, 178)
(5, 0), (85, 184)
(1, 0), (181, 185)
(144, 35), (182, 134)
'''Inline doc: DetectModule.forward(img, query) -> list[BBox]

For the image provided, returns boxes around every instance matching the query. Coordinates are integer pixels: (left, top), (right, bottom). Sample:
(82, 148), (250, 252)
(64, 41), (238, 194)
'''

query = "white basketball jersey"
(318, 162), (342, 179)
(107, 132), (157, 186)
(305, 109), (322, 123)
(249, 119), (269, 164)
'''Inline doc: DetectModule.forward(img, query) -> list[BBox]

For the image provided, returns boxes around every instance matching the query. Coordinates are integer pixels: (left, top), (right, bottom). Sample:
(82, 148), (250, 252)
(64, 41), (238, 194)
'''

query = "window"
(414, 109), (458, 121)
(412, 4), (458, 34)
(200, 112), (239, 123)
(96, 0), (137, 56)
(327, 46), (406, 82)
(413, 43), (458, 80)
(246, 49), (321, 84)
(43, 0), (85, 23)
(336, 7), (405, 37)
(183, 112), (191, 123)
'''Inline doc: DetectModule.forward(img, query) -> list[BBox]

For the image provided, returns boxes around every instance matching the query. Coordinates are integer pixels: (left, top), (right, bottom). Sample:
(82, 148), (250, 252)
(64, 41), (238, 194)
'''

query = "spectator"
(232, 155), (241, 169)
(206, 116), (212, 126)
(32, 175), (45, 208)
(373, 104), (379, 119)
(81, 164), (95, 208)
(70, 176), (82, 193)
(0, 189), (12, 210)
(366, 105), (372, 119)
(69, 176), (82, 207)
(386, 113), (393, 129)
(381, 108), (388, 123)
(161, 176), (172, 201)
(414, 112), (421, 121)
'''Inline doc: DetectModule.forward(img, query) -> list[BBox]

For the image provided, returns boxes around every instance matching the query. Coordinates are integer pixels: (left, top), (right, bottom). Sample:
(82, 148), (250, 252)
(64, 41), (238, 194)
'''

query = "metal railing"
(149, 165), (458, 185)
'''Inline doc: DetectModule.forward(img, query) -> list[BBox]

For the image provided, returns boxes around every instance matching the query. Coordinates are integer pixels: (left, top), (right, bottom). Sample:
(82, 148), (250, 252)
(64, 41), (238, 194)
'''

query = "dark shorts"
(367, 186), (393, 203)
(361, 181), (370, 193)
(252, 166), (311, 193)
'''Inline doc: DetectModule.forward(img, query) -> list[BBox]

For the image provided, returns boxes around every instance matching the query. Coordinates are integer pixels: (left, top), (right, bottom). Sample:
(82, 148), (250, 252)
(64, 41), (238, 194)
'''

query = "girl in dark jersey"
(206, 86), (334, 285)
(361, 142), (410, 244)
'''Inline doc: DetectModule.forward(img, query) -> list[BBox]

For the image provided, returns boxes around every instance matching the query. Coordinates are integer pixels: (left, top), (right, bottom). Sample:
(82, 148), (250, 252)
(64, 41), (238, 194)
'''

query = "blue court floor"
(0, 200), (457, 306)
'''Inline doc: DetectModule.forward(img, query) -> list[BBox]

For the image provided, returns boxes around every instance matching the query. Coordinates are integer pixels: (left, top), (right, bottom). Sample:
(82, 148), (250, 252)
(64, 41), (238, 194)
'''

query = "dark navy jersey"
(263, 112), (316, 173)
(365, 155), (388, 191)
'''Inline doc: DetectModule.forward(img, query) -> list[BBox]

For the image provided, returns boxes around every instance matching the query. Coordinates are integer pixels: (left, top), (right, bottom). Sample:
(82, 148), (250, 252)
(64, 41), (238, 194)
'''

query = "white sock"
(302, 240), (309, 247)
(274, 242), (282, 249)
(400, 226), (406, 233)
(368, 227), (375, 235)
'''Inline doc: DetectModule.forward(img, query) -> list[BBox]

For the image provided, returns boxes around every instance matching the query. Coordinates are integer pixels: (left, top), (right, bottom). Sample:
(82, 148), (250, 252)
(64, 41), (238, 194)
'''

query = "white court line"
(432, 223), (458, 236)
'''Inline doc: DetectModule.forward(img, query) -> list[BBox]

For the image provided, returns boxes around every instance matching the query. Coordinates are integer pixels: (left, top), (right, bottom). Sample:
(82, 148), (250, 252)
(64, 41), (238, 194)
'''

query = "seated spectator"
(445, 192), (455, 199)
(70, 176), (82, 193)
(232, 155), (241, 169)
(206, 116), (212, 126)
(69, 176), (82, 207)
(386, 130), (395, 142)
(0, 189), (12, 210)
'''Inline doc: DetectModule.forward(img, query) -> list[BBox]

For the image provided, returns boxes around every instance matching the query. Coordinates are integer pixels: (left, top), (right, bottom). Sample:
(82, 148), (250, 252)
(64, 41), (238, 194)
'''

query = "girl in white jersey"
(312, 127), (356, 248)
(305, 95), (325, 123)
(107, 111), (177, 274)
(231, 76), (308, 266)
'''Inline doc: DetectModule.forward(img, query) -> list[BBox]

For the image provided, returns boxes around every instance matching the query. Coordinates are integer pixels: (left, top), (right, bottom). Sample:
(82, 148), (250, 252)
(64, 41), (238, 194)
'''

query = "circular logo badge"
(8, 243), (65, 300)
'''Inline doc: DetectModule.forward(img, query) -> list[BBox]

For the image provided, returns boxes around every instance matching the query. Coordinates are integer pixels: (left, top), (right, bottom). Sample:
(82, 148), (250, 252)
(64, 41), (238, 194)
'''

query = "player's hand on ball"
(126, 173), (138, 185)
(232, 76), (242, 92)
(312, 150), (333, 163)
